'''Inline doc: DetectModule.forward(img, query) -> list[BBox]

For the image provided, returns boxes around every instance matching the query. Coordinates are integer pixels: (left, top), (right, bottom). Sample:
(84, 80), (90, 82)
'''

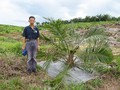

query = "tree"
(96, 14), (102, 21)
(84, 16), (91, 22)
(111, 17), (117, 21)
(41, 18), (113, 67)
(117, 17), (120, 21)
(101, 14), (111, 21)
(40, 18), (113, 88)
(36, 22), (40, 27)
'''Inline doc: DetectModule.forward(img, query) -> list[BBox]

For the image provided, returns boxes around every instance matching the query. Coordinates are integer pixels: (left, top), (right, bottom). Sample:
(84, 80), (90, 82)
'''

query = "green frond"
(43, 18), (67, 39)
(78, 45), (113, 64)
(84, 27), (106, 38)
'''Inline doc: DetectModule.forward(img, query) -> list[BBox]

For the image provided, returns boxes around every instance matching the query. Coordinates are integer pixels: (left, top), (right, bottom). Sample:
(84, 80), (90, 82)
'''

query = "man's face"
(29, 18), (35, 25)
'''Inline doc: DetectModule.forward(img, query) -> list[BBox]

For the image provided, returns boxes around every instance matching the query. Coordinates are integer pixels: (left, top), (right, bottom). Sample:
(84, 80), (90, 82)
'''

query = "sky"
(0, 0), (120, 26)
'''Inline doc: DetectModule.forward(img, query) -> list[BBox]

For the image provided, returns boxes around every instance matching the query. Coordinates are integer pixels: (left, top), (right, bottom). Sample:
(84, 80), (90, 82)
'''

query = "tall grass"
(0, 36), (22, 56)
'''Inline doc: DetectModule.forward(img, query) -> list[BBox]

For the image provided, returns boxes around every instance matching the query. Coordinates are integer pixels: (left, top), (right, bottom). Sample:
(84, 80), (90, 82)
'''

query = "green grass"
(0, 36), (22, 56)
(0, 36), (18, 42)
(46, 78), (103, 90)
(117, 37), (120, 42)
(65, 21), (117, 29)
(113, 55), (120, 73)
(0, 78), (25, 90)
(0, 77), (44, 90)
(0, 24), (23, 34)
(0, 21), (117, 35)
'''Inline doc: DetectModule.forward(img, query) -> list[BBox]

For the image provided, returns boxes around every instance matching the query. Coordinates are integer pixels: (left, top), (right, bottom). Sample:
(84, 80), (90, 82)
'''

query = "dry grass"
(96, 75), (120, 90)
(0, 55), (51, 89)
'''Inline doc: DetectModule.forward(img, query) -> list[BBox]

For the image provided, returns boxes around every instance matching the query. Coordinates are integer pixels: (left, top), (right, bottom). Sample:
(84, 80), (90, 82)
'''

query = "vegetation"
(64, 21), (117, 30)
(68, 14), (120, 23)
(41, 14), (120, 25)
(0, 36), (22, 56)
(0, 24), (23, 34)
(36, 18), (115, 89)
(0, 17), (120, 90)
(42, 18), (113, 66)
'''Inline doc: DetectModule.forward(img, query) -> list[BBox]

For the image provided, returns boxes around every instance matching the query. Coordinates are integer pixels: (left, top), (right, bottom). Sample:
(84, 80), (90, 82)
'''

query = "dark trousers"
(26, 40), (38, 72)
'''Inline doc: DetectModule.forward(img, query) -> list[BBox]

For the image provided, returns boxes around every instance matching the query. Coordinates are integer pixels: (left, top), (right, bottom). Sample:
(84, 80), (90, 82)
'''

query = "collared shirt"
(22, 26), (40, 39)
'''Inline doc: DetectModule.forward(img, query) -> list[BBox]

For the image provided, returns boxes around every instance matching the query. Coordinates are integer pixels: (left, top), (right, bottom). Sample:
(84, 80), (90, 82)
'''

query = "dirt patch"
(97, 75), (120, 90)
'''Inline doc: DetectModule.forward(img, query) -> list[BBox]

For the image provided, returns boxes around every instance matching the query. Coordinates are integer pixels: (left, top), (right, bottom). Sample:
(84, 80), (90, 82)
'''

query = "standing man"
(22, 16), (40, 73)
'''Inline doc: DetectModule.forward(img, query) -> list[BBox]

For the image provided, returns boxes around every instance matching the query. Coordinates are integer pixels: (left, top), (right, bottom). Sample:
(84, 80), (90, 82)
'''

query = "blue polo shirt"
(22, 26), (40, 39)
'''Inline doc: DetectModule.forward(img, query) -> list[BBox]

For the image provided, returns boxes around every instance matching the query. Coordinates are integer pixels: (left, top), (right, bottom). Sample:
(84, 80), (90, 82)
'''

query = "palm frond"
(84, 27), (106, 38)
(43, 18), (67, 39)
(80, 27), (107, 45)
(77, 26), (113, 64)
(78, 45), (113, 64)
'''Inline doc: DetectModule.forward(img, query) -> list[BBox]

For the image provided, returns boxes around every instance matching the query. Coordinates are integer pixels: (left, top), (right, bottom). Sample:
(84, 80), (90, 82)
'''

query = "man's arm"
(22, 27), (27, 50)
(22, 37), (26, 50)
(37, 37), (40, 51)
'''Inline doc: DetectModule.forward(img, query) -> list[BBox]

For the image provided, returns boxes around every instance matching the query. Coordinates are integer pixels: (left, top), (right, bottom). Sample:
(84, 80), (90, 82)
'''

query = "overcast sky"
(0, 0), (120, 26)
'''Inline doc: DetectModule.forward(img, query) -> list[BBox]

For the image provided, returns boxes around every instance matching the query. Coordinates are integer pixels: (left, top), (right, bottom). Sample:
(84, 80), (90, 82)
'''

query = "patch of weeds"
(0, 41), (22, 56)
(62, 83), (87, 90)
(0, 24), (23, 34)
(47, 78), (103, 90)
(0, 77), (25, 90)
(0, 36), (17, 42)
(87, 79), (103, 89)
(117, 37), (120, 42)
(36, 64), (43, 72)
(109, 55), (120, 77)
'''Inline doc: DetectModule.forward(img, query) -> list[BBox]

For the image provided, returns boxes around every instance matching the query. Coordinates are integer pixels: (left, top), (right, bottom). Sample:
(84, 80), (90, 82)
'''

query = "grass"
(0, 36), (22, 56)
(0, 36), (18, 42)
(44, 78), (103, 90)
(64, 21), (117, 29)
(0, 77), (25, 90)
(0, 24), (23, 34)
(0, 54), (51, 90)
(112, 55), (120, 76)
(117, 37), (120, 42)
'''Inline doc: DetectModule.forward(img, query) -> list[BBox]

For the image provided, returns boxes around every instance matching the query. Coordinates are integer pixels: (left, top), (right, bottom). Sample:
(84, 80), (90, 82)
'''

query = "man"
(22, 16), (40, 73)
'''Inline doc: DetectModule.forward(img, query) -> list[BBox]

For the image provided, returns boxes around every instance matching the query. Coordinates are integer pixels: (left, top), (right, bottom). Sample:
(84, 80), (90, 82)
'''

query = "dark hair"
(29, 16), (35, 20)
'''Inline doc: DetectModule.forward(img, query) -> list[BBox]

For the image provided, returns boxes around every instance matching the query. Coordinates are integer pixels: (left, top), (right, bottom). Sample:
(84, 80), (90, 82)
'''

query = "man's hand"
(22, 45), (25, 51)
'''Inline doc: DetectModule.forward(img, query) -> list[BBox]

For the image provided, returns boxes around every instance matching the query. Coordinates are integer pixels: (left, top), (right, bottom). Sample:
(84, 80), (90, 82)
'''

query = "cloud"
(0, 0), (120, 26)
(0, 0), (29, 26)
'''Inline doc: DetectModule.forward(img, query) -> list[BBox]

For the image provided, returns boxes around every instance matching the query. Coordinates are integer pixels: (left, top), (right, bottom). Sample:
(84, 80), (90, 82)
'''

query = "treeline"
(38, 14), (120, 26)
(62, 14), (120, 24)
